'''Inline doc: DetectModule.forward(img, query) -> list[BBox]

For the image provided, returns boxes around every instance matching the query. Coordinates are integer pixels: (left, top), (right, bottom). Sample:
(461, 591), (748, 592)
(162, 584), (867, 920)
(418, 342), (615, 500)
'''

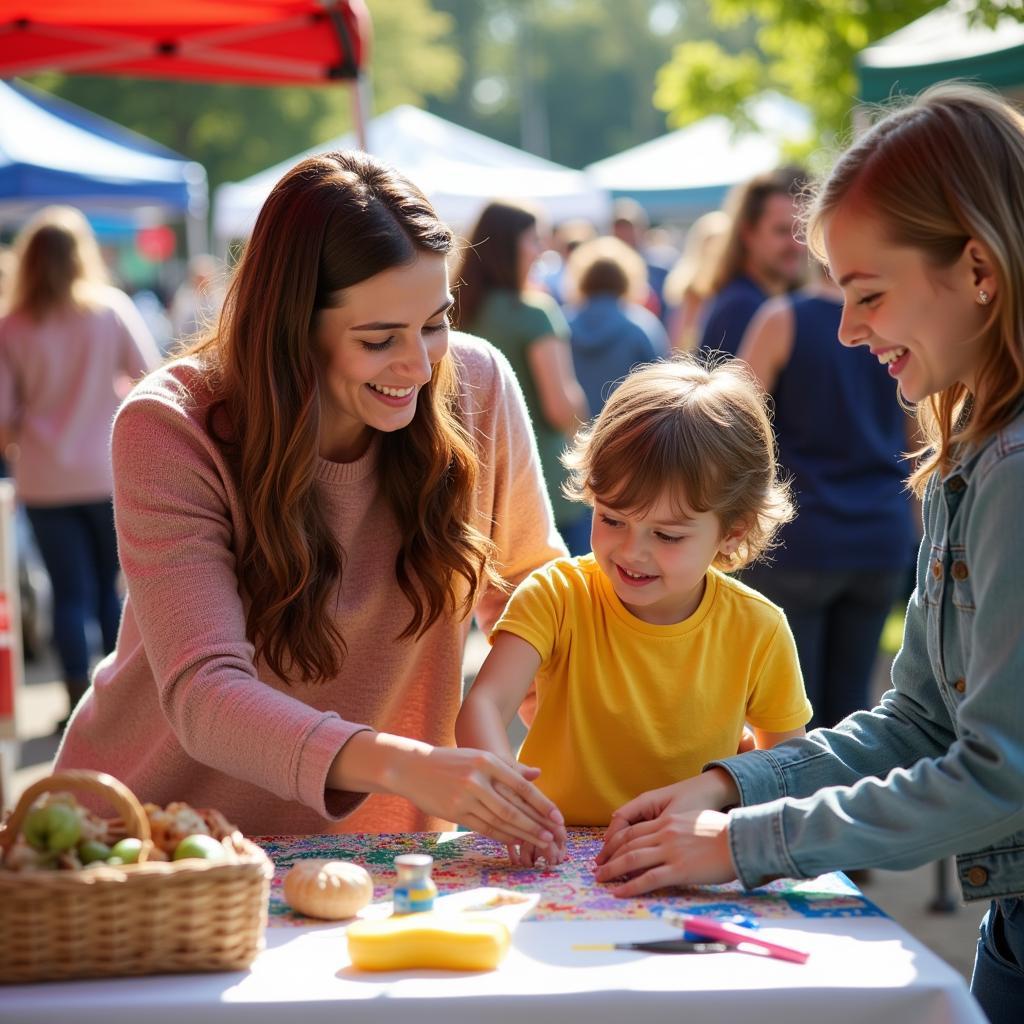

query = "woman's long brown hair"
(187, 152), (498, 683)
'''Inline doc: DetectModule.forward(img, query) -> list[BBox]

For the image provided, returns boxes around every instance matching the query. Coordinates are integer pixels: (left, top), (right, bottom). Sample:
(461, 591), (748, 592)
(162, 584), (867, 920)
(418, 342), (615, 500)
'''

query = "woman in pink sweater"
(55, 153), (567, 853)
(0, 206), (160, 727)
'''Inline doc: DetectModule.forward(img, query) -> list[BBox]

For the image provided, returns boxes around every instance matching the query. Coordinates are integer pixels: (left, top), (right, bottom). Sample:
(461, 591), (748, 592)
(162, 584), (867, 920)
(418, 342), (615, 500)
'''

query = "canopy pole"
(350, 75), (370, 151)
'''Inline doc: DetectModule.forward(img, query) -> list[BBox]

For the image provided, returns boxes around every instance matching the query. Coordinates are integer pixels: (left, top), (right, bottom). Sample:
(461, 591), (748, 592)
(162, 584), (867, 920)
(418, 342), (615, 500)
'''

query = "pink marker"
(668, 914), (810, 965)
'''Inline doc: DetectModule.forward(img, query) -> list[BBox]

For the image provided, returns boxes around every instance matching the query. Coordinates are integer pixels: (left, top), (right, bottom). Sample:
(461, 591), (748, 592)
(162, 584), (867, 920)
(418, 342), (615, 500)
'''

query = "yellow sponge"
(346, 913), (511, 972)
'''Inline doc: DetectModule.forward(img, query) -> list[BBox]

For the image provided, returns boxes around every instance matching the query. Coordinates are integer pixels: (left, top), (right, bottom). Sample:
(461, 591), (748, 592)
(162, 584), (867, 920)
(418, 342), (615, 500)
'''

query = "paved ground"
(5, 639), (987, 985)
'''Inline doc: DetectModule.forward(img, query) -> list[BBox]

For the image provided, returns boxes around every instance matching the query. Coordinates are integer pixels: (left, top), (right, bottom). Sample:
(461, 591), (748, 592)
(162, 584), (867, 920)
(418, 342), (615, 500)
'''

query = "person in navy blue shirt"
(698, 167), (807, 356)
(737, 264), (914, 727)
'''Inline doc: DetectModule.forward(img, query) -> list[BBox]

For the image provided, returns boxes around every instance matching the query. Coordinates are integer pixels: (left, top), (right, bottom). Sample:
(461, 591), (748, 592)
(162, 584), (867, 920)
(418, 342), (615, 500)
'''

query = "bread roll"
(283, 859), (373, 920)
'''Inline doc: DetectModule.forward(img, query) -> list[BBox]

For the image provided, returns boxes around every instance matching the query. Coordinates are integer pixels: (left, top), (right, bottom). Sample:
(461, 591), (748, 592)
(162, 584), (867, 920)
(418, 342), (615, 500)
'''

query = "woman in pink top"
(54, 153), (568, 853)
(0, 206), (160, 727)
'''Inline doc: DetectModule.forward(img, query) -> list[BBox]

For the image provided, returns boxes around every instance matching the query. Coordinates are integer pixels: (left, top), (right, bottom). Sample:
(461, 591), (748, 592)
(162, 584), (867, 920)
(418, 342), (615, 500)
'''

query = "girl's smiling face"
(313, 253), (453, 462)
(823, 206), (996, 404)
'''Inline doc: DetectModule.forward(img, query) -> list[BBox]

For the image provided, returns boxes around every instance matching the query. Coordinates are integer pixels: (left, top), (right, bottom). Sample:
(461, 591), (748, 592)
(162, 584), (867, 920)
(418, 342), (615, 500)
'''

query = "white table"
(0, 913), (986, 1023)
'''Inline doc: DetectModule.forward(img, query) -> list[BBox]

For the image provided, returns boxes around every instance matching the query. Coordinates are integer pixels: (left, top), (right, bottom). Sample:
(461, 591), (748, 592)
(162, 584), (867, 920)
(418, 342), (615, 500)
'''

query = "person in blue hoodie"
(566, 236), (668, 418)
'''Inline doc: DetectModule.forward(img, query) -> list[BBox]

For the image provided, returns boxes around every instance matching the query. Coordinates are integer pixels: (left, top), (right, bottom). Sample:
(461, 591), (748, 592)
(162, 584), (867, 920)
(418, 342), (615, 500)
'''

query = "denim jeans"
(972, 898), (1024, 1024)
(25, 500), (121, 680)
(740, 564), (906, 728)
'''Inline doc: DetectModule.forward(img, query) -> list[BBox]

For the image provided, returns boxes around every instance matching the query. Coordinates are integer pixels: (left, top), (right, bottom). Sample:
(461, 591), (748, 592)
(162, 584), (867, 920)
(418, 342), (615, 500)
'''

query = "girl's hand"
(594, 810), (736, 896)
(506, 837), (565, 868)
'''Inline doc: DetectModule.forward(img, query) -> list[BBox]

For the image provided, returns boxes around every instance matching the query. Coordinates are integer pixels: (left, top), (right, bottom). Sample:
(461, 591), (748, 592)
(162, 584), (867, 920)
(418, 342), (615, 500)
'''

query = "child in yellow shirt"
(456, 356), (812, 863)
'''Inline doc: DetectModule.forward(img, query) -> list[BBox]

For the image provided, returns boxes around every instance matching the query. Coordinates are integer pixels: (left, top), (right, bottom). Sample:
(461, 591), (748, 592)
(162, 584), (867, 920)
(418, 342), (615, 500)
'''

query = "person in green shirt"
(455, 200), (590, 554)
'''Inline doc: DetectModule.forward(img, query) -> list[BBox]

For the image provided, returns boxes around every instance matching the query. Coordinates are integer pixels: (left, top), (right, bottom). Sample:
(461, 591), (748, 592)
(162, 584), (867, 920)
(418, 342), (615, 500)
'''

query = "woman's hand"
(594, 810), (736, 896)
(330, 732), (566, 860)
(401, 747), (567, 860)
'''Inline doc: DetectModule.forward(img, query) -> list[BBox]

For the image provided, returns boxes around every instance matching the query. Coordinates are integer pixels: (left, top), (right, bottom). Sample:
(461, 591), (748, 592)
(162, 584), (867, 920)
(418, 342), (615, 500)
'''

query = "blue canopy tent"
(0, 78), (208, 254)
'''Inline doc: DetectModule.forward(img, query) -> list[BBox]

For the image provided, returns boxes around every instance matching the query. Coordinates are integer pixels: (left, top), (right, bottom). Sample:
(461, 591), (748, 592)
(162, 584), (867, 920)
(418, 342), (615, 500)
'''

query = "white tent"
(214, 105), (610, 249)
(585, 93), (811, 222)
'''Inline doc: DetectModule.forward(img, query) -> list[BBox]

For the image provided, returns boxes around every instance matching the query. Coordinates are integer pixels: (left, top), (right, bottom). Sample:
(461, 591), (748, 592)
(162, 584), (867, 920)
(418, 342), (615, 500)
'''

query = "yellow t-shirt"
(494, 555), (812, 826)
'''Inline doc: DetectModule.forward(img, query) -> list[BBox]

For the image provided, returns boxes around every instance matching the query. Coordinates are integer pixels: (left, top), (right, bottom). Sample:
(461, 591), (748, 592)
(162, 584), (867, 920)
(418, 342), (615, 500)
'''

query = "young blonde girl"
(597, 84), (1024, 1024)
(457, 356), (811, 863)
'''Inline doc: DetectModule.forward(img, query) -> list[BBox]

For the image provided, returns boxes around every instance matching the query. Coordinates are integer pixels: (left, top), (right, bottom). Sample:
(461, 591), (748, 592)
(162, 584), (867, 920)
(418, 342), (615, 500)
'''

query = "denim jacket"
(713, 402), (1024, 902)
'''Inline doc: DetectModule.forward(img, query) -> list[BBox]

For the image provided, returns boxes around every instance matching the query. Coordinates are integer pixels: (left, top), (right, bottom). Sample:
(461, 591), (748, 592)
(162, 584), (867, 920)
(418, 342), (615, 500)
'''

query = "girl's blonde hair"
(805, 83), (1024, 496)
(563, 355), (793, 571)
(9, 205), (109, 321)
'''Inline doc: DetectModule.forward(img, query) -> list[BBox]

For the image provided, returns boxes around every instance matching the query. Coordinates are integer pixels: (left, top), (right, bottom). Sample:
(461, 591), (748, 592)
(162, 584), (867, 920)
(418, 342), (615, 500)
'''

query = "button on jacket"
(712, 402), (1024, 901)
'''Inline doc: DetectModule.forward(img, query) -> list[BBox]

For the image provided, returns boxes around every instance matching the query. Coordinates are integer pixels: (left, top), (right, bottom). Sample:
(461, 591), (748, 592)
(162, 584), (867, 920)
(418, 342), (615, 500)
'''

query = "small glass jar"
(392, 853), (438, 914)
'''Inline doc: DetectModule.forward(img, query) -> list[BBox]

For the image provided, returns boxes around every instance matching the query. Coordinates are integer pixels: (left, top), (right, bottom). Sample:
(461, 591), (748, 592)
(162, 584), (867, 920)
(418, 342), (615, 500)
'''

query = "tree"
(27, 0), (461, 192)
(653, 0), (1024, 153)
(427, 0), (758, 169)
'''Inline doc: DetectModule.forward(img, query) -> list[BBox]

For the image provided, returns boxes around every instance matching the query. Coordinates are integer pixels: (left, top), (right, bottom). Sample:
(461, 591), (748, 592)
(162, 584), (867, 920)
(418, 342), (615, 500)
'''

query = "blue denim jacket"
(713, 403), (1024, 902)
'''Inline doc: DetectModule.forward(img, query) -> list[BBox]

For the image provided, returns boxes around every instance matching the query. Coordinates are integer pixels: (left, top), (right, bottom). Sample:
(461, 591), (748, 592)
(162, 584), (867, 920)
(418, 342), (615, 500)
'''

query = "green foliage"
(26, 0), (460, 192)
(653, 0), (948, 150)
(653, 40), (764, 133)
(970, 0), (1024, 28)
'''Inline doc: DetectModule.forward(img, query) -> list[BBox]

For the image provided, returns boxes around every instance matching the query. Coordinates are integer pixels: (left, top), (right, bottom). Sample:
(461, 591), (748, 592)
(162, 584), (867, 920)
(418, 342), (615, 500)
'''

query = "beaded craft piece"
(255, 828), (884, 926)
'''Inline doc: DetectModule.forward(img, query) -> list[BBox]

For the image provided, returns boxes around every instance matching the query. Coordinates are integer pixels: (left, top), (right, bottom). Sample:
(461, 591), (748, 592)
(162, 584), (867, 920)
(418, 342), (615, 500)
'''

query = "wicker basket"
(0, 770), (273, 984)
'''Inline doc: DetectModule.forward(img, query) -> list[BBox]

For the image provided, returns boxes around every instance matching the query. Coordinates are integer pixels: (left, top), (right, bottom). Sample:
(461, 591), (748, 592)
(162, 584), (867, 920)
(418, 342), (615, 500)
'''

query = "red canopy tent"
(0, 0), (372, 254)
(0, 1), (370, 84)
(0, 1), (372, 142)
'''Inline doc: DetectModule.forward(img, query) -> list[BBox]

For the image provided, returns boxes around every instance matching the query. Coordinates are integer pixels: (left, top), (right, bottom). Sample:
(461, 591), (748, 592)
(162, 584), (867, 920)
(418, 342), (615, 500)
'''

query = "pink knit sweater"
(55, 334), (564, 836)
(0, 287), (160, 504)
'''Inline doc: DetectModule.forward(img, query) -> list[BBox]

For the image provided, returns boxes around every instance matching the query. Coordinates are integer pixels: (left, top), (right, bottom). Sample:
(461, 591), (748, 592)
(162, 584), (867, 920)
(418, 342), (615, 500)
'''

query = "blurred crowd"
(0, 163), (915, 734)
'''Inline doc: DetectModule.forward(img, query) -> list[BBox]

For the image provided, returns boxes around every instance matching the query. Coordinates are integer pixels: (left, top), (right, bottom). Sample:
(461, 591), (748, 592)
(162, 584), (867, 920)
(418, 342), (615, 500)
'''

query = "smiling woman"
(595, 84), (1024, 1024)
(54, 151), (567, 860)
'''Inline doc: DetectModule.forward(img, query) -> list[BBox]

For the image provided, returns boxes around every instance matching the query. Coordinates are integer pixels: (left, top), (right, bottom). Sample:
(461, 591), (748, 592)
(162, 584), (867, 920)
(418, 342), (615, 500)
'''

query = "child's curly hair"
(562, 354), (793, 571)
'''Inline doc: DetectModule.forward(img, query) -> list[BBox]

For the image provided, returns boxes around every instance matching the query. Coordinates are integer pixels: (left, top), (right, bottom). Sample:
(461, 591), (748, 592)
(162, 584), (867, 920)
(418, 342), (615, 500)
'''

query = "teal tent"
(858, 0), (1024, 103)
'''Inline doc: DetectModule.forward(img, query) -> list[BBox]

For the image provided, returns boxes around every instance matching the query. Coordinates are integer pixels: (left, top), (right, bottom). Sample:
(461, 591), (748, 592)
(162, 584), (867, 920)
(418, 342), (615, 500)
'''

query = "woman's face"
(313, 253), (452, 462)
(823, 206), (994, 404)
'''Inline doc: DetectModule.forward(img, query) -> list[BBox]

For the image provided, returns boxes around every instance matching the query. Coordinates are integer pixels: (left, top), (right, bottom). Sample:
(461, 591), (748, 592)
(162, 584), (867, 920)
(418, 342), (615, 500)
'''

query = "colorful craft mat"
(253, 828), (885, 926)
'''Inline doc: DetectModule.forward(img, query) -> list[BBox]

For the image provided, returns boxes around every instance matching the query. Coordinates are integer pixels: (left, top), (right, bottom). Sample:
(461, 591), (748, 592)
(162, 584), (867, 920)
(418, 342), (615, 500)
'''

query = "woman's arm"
(525, 335), (588, 432)
(109, 289), (162, 381)
(328, 729), (563, 858)
(736, 297), (794, 394)
(456, 632), (542, 763)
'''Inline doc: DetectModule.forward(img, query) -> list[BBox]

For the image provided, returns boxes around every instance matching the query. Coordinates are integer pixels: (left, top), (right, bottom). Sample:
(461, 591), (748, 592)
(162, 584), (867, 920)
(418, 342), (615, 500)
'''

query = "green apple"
(108, 837), (144, 865)
(23, 803), (81, 854)
(173, 833), (226, 862)
(78, 839), (112, 865)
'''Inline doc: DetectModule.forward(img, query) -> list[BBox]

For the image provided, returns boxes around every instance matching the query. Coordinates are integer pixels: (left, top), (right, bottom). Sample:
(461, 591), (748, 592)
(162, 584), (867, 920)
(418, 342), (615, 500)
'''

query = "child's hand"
(597, 769), (740, 865)
(507, 837), (565, 868)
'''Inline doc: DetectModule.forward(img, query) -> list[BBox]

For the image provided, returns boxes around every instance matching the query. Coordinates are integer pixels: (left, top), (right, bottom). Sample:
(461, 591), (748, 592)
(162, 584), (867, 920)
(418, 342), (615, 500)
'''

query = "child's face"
(591, 489), (745, 626)
(823, 206), (994, 404)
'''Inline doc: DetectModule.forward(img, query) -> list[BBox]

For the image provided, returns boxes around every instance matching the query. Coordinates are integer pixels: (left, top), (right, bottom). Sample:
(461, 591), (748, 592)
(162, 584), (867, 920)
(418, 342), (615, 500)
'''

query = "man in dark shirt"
(698, 166), (806, 356)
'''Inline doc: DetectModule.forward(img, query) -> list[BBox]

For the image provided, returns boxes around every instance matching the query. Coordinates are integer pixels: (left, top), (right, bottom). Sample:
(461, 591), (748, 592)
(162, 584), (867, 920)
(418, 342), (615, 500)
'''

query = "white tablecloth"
(0, 915), (986, 1023)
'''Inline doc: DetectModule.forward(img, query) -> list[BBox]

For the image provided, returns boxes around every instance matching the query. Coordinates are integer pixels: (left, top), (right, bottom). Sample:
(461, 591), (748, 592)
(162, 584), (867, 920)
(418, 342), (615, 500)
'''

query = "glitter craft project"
(252, 828), (885, 927)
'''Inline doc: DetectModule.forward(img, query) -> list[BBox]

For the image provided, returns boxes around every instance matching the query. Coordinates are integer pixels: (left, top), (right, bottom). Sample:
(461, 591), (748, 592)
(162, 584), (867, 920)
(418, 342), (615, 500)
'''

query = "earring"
(977, 289), (990, 305)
